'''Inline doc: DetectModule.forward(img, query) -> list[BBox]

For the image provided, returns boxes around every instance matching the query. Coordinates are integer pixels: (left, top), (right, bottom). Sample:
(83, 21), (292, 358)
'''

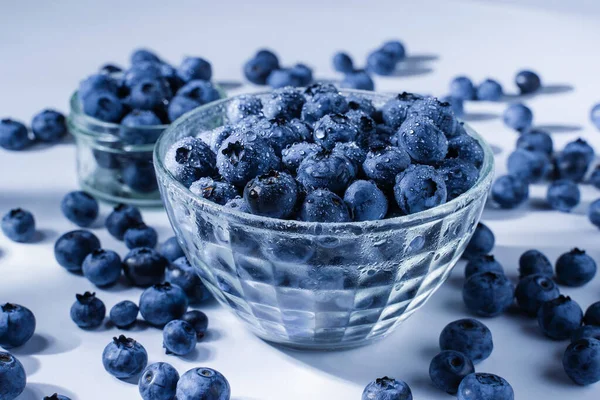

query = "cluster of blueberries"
(166, 83), (483, 222)
(0, 109), (67, 151)
(243, 49), (313, 90)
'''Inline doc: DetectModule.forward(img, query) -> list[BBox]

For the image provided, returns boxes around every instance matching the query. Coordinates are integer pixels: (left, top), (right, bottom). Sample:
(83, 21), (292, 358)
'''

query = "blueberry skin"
(262, 87), (305, 121)
(439, 318), (493, 364)
(298, 189), (351, 223)
(503, 103), (533, 132)
(176, 367), (231, 400)
(243, 51), (279, 85)
(266, 69), (301, 89)
(60, 191), (99, 227)
(54, 230), (101, 272)
(129, 48), (160, 64)
(332, 141), (367, 171)
(516, 129), (553, 155)
(122, 62), (163, 88)
(591, 103), (600, 130)
(123, 247), (168, 287)
(79, 74), (119, 99)
(217, 136), (280, 188)
(244, 171), (298, 219)
(82, 249), (123, 287)
(166, 256), (211, 304)
(555, 138), (594, 182)
(341, 70), (375, 91)
(450, 76), (476, 100)
(490, 174), (529, 209)
(345, 110), (376, 142)
(343, 180), (388, 221)
(457, 373), (514, 400)
(506, 149), (550, 183)
(163, 320), (197, 355)
(462, 271), (514, 317)
(119, 110), (162, 145)
(110, 301), (139, 329)
(464, 222), (495, 260)
(515, 70), (541, 94)
(102, 335), (148, 379)
(1, 208), (35, 243)
(0, 119), (31, 151)
(159, 236), (185, 262)
(0, 303), (36, 349)
(225, 95), (263, 124)
(165, 137), (216, 188)
(301, 92), (349, 124)
(563, 338), (600, 385)
(408, 97), (459, 137)
(251, 118), (305, 155)
(571, 326), (600, 342)
(519, 249), (553, 278)
(281, 142), (321, 172)
(128, 78), (172, 110)
(555, 248), (597, 287)
(177, 80), (221, 105)
(31, 109), (67, 143)
(585, 301), (600, 326)
(361, 376), (413, 400)
(106, 204), (144, 240)
(437, 159), (479, 200)
(381, 40), (406, 62)
(82, 91), (124, 123)
(476, 79), (503, 101)
(177, 57), (212, 82)
(380, 92), (423, 129)
(465, 254), (503, 278)
(182, 310), (209, 338)
(590, 166), (600, 189)
(588, 199), (600, 229)
(394, 165), (447, 215)
(190, 177), (239, 206)
(429, 350), (475, 394)
(123, 224), (158, 250)
(296, 151), (355, 194)
(139, 362), (180, 400)
(515, 274), (560, 317)
(537, 295), (583, 340)
(224, 197), (250, 213)
(289, 63), (313, 86)
(363, 146), (411, 190)
(367, 50), (396, 76)
(447, 134), (484, 169)
(0, 352), (26, 399)
(333, 52), (354, 73)
(398, 115), (448, 163)
(440, 95), (464, 118)
(167, 95), (201, 122)
(139, 282), (188, 327)
(546, 179), (580, 212)
(70, 292), (106, 329)
(313, 113), (359, 150)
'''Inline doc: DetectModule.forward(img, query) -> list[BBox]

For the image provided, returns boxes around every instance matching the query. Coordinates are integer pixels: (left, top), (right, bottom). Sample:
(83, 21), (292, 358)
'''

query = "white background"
(1, 0), (600, 399)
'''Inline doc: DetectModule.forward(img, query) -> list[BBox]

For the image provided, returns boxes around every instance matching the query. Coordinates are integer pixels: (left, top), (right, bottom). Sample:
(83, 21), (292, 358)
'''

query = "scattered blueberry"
(464, 255), (504, 278)
(178, 57), (212, 82)
(515, 70), (541, 94)
(394, 165), (447, 215)
(476, 79), (503, 101)
(571, 326), (600, 342)
(176, 367), (231, 400)
(591, 103), (600, 130)
(105, 204), (144, 240)
(124, 223), (159, 250)
(165, 137), (216, 187)
(0, 352), (26, 400)
(159, 236), (185, 262)
(31, 109), (67, 143)
(555, 138), (594, 182)
(515, 274), (560, 317)
(516, 129), (553, 155)
(166, 257), (211, 304)
(440, 95), (464, 118)
(361, 376), (412, 400)
(163, 319), (197, 356)
(463, 271), (514, 317)
(243, 49), (280, 85)
(367, 50), (396, 76)
(363, 146), (411, 190)
(298, 189), (351, 223)
(333, 52), (354, 73)
(588, 198), (600, 229)
(506, 148), (550, 183)
(1, 208), (36, 243)
(60, 191), (99, 227)
(289, 63), (313, 86)
(381, 40), (406, 62)
(449, 76), (476, 100)
(439, 319), (493, 364)
(123, 247), (168, 287)
(82, 249), (123, 287)
(590, 166), (600, 189)
(102, 335), (148, 379)
(0, 119), (31, 151)
(563, 338), (600, 385)
(429, 350), (475, 394)
(341, 70), (375, 91)
(110, 301), (139, 329)
(181, 310), (209, 339)
(546, 179), (580, 212)
(70, 292), (106, 329)
(585, 301), (600, 326)
(519, 249), (553, 278)
(457, 373), (514, 400)
(266, 69), (301, 89)
(537, 295), (583, 340)
(555, 248), (597, 287)
(54, 230), (101, 272)
(0, 303), (36, 349)
(139, 362), (180, 400)
(490, 174), (529, 209)
(343, 180), (388, 221)
(464, 222), (495, 260)
(503, 103), (533, 132)
(139, 282), (188, 327)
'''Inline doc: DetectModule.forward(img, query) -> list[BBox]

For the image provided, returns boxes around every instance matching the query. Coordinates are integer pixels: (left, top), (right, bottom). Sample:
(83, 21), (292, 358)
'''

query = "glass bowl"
(154, 90), (494, 349)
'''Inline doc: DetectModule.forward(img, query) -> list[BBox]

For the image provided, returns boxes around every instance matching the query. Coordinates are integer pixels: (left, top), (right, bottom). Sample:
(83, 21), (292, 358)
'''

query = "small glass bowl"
(154, 90), (495, 349)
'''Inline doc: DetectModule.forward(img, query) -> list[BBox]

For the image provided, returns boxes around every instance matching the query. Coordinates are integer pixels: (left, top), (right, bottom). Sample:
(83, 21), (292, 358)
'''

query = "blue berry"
(361, 376), (412, 400)
(252, 117), (305, 154)
(217, 136), (280, 187)
(333, 52), (354, 73)
(266, 69), (301, 89)
(439, 318), (493, 364)
(60, 191), (99, 227)
(437, 159), (479, 200)
(589, 199), (600, 229)
(43, 394), (71, 400)
(70, 292), (105, 329)
(590, 166), (600, 189)
(244, 171), (298, 219)
(380, 92), (423, 129)
(464, 222), (495, 260)
(563, 338), (600, 385)
(409, 97), (459, 137)
(178, 57), (212, 82)
(546, 179), (580, 212)
(449, 76), (476, 100)
(345, 110), (376, 140)
(555, 138), (594, 182)
(119, 110), (162, 145)
(398, 116), (448, 163)
(159, 236), (185, 262)
(298, 189), (351, 223)
(281, 142), (321, 172)
(166, 257), (211, 304)
(131, 49), (161, 64)
(243, 50), (279, 85)
(167, 95), (201, 122)
(0, 352), (26, 399)
(106, 204), (143, 240)
(121, 159), (156, 192)
(301, 91), (349, 124)
(506, 149), (550, 183)
(313, 113), (359, 150)
(394, 165), (447, 215)
(503, 103), (533, 132)
(124, 224), (158, 250)
(447, 133), (484, 169)
(82, 91), (124, 123)
(537, 295), (583, 340)
(177, 80), (220, 105)
(102, 335), (148, 379)
(139, 362), (180, 400)
(515, 70), (541, 94)
(332, 141), (367, 171)
(343, 180), (388, 221)
(79, 74), (119, 99)
(571, 326), (600, 342)
(516, 129), (553, 155)
(123, 248), (168, 287)
(110, 301), (139, 329)
(182, 310), (209, 338)
(176, 367), (231, 400)
(519, 249), (553, 278)
(82, 249), (122, 287)
(440, 95), (464, 118)
(31, 109), (67, 143)
(585, 302), (600, 326)
(123, 62), (163, 88)
(363, 146), (411, 189)
(465, 255), (504, 278)
(429, 350), (475, 394)
(165, 137), (216, 187)
(290, 64), (313, 86)
(262, 87), (305, 120)
(139, 282), (188, 327)
(0, 119), (31, 151)
(226, 95), (262, 124)
(457, 373), (514, 400)
(224, 197), (250, 213)
(296, 151), (355, 194)
(367, 50), (396, 76)
(381, 40), (406, 62)
(591, 103), (600, 130)
(128, 78), (172, 110)
(515, 274), (560, 317)
(341, 70), (375, 91)
(163, 320), (197, 356)
(463, 271), (514, 317)
(190, 177), (239, 205)
(490, 174), (529, 209)
(1, 208), (35, 243)
(476, 79), (503, 101)
(159, 63), (184, 91)
(555, 248), (597, 287)
(54, 230), (101, 272)
(0, 303), (36, 349)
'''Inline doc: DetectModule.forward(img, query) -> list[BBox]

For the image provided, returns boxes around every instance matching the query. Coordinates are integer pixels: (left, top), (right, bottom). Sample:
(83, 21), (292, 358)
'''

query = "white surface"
(1, 1), (600, 399)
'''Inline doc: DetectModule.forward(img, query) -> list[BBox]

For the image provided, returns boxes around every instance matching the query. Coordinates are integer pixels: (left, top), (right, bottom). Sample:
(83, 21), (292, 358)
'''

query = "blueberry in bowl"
(154, 86), (494, 349)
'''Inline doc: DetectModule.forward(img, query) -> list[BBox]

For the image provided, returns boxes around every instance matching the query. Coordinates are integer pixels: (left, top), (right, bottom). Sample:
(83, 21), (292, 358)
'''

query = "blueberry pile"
(0, 109), (67, 151)
(166, 84), (483, 222)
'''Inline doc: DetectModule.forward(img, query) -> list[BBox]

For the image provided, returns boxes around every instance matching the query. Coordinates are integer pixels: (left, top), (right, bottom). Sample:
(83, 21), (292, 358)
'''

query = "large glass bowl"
(154, 90), (494, 350)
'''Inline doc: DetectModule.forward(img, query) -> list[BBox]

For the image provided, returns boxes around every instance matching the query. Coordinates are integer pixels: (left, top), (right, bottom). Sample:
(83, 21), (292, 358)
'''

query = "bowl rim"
(154, 88), (494, 230)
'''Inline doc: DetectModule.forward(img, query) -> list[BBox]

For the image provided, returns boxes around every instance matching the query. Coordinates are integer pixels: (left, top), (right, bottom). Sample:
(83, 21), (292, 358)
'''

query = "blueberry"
(571, 326), (600, 342)
(519, 249), (553, 278)
(181, 310), (209, 338)
(476, 79), (504, 101)
(190, 177), (239, 205)
(313, 113), (359, 150)
(177, 57), (212, 82)
(298, 189), (351, 223)
(591, 103), (600, 130)
(515, 274), (560, 317)
(380, 92), (423, 129)
(124, 224), (158, 250)
(463, 271), (514, 317)
(343, 180), (388, 221)
(563, 338), (600, 385)
(341, 70), (375, 91)
(252, 117), (305, 154)
(440, 95), (464, 118)
(163, 319), (197, 356)
(159, 236), (185, 262)
(506, 149), (550, 183)
(301, 91), (349, 124)
(381, 40), (406, 62)
(43, 394), (71, 400)
(119, 110), (162, 144)
(225, 95), (262, 124)
(139, 362), (180, 400)
(121, 160), (158, 193)
(54, 230), (101, 272)
(347, 94), (377, 117)
(123, 247), (168, 287)
(82, 91), (124, 123)
(262, 87), (305, 121)
(429, 350), (475, 394)
(585, 301), (600, 326)
(546, 179), (580, 212)
(0, 303), (36, 349)
(102, 335), (148, 379)
(79, 73), (119, 99)
(464, 222), (495, 260)
(159, 63), (184, 92)
(296, 151), (355, 194)
(447, 134), (484, 169)
(110, 301), (139, 329)
(217, 136), (280, 187)
(503, 103), (533, 132)
(408, 97), (459, 137)
(60, 191), (99, 227)
(243, 170), (298, 219)
(224, 196), (250, 213)
(82, 249), (122, 287)
(106, 204), (144, 240)
(363, 146), (411, 189)
(165, 137), (216, 187)
(516, 129), (553, 155)
(177, 80), (220, 105)
(437, 159), (479, 200)
(439, 319), (493, 364)
(167, 95), (201, 122)
(70, 292), (106, 329)
(176, 367), (231, 400)
(457, 373), (514, 400)
(515, 70), (541, 94)
(166, 256), (211, 304)
(93, 147), (121, 170)
(332, 141), (367, 171)
(537, 295), (583, 340)
(128, 78), (172, 111)
(139, 282), (188, 327)
(0, 119), (31, 151)
(394, 165), (447, 215)
(281, 142), (321, 172)
(243, 50), (280, 85)
(490, 174), (529, 209)
(361, 376), (412, 400)
(367, 49), (396, 76)
(449, 76), (476, 100)
(345, 110), (376, 142)
(465, 254), (504, 278)
(1, 208), (36, 243)
(398, 115), (448, 163)
(31, 109), (67, 143)
(131, 48), (161, 64)
(555, 138), (594, 182)
(555, 248), (597, 287)
(123, 62), (163, 88)
(333, 51), (354, 73)
(588, 199), (600, 229)
(590, 166), (600, 189)
(266, 69), (301, 89)
(0, 352), (26, 399)
(289, 63), (313, 86)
